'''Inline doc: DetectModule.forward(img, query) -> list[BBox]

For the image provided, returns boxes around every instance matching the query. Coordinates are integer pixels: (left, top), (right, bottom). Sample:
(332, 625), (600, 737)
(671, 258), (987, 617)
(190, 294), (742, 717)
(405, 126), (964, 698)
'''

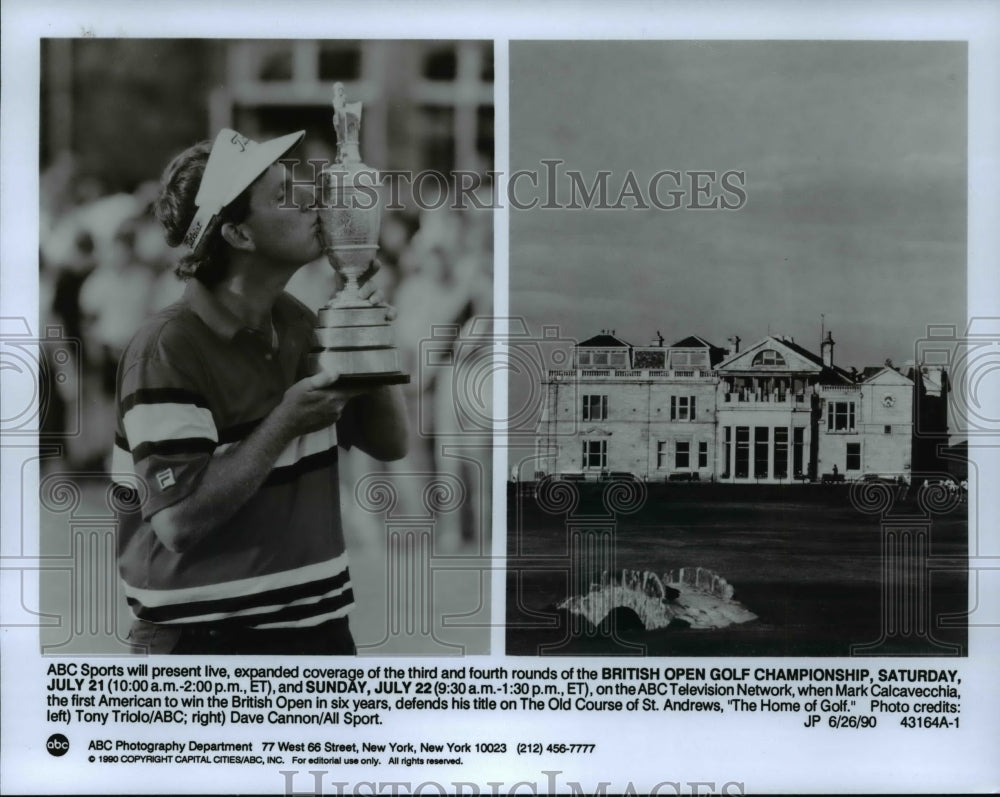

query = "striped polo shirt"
(112, 280), (354, 629)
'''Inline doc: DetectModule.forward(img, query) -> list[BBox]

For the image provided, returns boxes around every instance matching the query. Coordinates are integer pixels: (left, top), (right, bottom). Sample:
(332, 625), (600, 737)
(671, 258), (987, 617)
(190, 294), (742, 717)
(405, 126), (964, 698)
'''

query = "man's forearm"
(150, 410), (295, 553)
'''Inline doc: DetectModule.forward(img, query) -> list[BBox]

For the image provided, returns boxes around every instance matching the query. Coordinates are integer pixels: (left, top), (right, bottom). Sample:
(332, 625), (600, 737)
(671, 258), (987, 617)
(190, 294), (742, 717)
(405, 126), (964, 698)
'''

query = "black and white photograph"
(2, 3), (1000, 796)
(32, 38), (493, 657)
(505, 40), (970, 657)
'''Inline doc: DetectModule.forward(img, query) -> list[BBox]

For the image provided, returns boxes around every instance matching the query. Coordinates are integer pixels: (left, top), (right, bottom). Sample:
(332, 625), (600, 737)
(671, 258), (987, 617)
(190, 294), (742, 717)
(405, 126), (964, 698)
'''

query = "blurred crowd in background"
(38, 39), (494, 551)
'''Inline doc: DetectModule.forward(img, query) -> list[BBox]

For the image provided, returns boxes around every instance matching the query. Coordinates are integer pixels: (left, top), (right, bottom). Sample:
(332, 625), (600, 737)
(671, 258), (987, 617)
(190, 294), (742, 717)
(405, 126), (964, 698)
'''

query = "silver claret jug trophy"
(309, 82), (409, 387)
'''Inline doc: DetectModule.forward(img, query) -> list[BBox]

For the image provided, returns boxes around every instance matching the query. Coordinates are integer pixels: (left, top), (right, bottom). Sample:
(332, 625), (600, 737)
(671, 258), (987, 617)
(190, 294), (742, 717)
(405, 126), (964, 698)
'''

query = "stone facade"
(536, 332), (942, 484)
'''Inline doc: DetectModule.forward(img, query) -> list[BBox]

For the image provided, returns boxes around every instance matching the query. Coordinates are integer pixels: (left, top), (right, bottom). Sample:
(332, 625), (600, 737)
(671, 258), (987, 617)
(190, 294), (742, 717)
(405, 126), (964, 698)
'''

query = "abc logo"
(46, 733), (70, 757)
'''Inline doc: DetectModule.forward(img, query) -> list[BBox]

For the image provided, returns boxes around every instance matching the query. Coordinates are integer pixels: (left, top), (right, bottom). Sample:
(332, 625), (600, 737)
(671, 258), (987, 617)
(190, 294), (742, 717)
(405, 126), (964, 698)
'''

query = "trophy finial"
(332, 82), (347, 110)
(331, 82), (362, 164)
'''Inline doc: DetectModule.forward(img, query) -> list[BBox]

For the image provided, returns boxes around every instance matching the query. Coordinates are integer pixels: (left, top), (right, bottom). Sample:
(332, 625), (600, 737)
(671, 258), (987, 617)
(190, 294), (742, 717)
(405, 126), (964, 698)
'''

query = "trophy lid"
(332, 82), (363, 164)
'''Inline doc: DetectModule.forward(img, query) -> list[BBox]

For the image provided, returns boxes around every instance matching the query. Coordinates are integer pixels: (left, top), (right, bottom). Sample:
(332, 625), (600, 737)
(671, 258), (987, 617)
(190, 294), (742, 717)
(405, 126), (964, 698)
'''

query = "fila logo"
(156, 468), (176, 489)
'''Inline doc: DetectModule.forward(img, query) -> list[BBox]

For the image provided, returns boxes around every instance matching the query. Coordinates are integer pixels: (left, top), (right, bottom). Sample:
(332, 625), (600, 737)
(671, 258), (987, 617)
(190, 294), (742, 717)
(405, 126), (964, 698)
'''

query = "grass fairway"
(506, 484), (968, 657)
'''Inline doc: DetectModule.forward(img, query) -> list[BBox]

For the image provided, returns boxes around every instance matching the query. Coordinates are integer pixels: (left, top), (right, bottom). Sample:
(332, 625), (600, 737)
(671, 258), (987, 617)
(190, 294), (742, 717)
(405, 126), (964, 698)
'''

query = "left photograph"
(37, 38), (494, 655)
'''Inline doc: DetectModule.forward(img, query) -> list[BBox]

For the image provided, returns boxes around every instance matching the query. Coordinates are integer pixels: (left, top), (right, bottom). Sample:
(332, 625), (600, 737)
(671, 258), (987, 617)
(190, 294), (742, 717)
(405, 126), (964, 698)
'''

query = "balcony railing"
(549, 369), (716, 380)
(722, 391), (809, 405)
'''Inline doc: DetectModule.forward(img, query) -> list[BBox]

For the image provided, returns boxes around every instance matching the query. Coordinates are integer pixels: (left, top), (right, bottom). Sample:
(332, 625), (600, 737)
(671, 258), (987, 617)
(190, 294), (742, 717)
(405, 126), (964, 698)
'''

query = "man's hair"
(153, 140), (255, 288)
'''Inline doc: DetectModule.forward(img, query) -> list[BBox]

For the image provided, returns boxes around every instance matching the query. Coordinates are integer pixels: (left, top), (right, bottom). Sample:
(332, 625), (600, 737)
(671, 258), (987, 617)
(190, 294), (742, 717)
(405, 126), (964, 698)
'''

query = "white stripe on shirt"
(273, 425), (338, 469)
(123, 402), (217, 448)
(146, 579), (353, 626)
(122, 552), (349, 608)
(112, 425), (336, 485)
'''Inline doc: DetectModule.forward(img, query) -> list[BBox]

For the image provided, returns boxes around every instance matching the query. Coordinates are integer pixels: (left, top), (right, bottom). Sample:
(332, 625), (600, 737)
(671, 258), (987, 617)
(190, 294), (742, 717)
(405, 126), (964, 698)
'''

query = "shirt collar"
(184, 280), (291, 354)
(184, 279), (246, 340)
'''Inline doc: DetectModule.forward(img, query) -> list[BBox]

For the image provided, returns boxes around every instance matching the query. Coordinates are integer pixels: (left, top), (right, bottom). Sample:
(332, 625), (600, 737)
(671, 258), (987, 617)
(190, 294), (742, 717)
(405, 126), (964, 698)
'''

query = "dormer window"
(752, 349), (786, 367)
(668, 350), (709, 369)
(579, 350), (627, 368)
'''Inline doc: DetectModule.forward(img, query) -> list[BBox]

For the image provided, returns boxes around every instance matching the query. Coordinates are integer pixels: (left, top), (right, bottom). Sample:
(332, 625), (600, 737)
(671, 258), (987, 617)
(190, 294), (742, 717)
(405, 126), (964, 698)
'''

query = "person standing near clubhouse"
(112, 129), (408, 655)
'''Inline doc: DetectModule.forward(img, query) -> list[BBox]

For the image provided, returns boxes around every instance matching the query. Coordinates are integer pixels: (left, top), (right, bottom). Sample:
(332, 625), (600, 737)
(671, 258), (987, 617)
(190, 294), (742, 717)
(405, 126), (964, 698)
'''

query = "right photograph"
(505, 40), (969, 657)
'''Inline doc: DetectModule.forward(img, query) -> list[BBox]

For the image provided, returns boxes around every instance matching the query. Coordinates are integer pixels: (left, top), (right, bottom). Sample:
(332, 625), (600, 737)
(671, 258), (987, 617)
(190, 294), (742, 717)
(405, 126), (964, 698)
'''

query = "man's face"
(241, 163), (322, 267)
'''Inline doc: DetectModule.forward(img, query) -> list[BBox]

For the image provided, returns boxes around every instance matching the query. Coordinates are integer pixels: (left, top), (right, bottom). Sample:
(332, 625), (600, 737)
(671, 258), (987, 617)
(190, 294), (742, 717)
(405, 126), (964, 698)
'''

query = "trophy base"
(310, 346), (400, 375)
(318, 304), (387, 327)
(327, 371), (410, 388)
(308, 349), (409, 389)
(313, 294), (406, 386)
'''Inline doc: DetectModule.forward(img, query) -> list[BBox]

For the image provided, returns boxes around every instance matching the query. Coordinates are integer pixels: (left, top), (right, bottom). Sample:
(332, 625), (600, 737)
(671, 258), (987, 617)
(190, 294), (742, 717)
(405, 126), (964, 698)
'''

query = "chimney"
(821, 331), (835, 368)
(728, 335), (741, 354)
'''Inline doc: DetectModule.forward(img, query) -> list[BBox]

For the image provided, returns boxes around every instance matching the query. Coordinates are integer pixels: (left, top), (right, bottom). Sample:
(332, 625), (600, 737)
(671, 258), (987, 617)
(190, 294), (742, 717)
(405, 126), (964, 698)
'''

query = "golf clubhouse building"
(534, 331), (949, 484)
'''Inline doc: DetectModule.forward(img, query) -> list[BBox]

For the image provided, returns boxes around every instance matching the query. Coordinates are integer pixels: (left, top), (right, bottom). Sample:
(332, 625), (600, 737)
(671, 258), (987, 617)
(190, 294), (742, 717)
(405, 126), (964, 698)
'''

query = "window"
(793, 427), (805, 476)
(582, 395), (608, 421)
(668, 350), (709, 369)
(657, 441), (668, 469)
(670, 395), (696, 420)
(752, 349), (786, 367)
(735, 426), (750, 478)
(675, 441), (690, 469)
(634, 350), (665, 369)
(723, 427), (732, 477)
(754, 427), (769, 478)
(318, 44), (362, 81)
(477, 105), (494, 161)
(774, 427), (789, 478)
(827, 401), (856, 432)
(884, 425), (892, 434)
(580, 349), (627, 367)
(698, 441), (708, 468)
(846, 443), (861, 471)
(423, 47), (458, 80)
(258, 46), (294, 81)
(418, 105), (456, 176)
(582, 440), (607, 470)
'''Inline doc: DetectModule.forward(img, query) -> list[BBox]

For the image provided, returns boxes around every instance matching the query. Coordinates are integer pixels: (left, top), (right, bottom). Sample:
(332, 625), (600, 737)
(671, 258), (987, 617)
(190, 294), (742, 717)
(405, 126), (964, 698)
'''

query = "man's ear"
(220, 221), (255, 253)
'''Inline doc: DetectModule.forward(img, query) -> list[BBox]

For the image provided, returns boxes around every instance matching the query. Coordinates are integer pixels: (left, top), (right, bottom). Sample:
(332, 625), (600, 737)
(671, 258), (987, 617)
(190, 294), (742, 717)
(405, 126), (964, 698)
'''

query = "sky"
(509, 40), (967, 371)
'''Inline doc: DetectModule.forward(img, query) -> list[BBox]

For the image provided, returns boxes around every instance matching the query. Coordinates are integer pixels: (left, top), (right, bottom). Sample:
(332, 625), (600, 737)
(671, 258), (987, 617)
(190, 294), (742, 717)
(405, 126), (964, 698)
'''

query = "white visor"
(181, 128), (305, 254)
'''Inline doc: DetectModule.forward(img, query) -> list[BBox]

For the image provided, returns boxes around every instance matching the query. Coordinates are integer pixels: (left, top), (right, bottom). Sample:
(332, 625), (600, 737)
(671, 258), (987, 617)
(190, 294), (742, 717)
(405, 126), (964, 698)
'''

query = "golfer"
(112, 128), (408, 655)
